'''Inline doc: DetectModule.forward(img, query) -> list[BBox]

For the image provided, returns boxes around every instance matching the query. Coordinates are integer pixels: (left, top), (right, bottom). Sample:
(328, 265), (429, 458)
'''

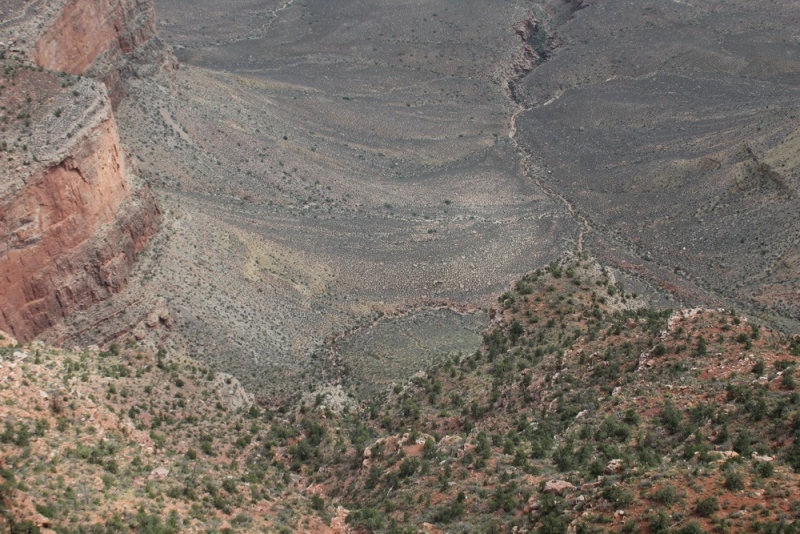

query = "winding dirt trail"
(224, 0), (298, 44)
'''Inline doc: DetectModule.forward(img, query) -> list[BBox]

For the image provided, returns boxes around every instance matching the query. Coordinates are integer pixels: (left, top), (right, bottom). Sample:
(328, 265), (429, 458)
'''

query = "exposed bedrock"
(0, 77), (160, 342)
(30, 0), (176, 104)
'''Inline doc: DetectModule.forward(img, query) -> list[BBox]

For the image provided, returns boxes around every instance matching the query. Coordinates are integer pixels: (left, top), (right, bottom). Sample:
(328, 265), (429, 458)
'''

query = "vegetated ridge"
(3, 256), (800, 533)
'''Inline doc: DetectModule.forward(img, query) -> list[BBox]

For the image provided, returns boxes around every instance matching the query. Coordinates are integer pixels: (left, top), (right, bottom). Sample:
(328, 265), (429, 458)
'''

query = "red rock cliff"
(0, 73), (159, 342)
(0, 0), (171, 341)
(33, 0), (175, 104)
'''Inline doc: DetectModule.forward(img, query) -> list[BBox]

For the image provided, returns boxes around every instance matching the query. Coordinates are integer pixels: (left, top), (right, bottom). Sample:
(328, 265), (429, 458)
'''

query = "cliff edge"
(0, 0), (171, 342)
(0, 65), (160, 342)
(1, 0), (176, 104)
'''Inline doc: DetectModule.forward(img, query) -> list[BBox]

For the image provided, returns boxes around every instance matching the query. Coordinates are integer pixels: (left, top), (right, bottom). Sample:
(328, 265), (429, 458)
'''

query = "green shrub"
(552, 442), (580, 472)
(603, 485), (634, 507)
(695, 337), (708, 356)
(10, 520), (41, 534)
(784, 370), (797, 390)
(398, 457), (419, 478)
(755, 461), (774, 479)
(222, 478), (237, 494)
(688, 403), (715, 426)
(430, 498), (464, 524)
(736, 333), (750, 344)
(539, 513), (569, 534)
(34, 502), (56, 518)
(595, 416), (632, 442)
(661, 401), (683, 434)
(724, 470), (745, 491)
(423, 438), (437, 459)
(733, 430), (754, 456)
(648, 509), (670, 534)
(491, 483), (518, 513)
(696, 496), (719, 517)
(346, 507), (384, 530)
(786, 438), (800, 472)
(652, 484), (678, 506)
(751, 520), (800, 533)
(134, 510), (180, 534)
(537, 493), (568, 534)
(675, 522), (705, 534)
(623, 408), (641, 426)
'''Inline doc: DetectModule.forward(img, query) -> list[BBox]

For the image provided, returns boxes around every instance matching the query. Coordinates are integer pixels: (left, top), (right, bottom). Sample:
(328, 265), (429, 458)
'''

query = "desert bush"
(696, 496), (719, 517)
(675, 522), (705, 534)
(755, 461), (774, 478)
(346, 507), (384, 530)
(595, 416), (632, 442)
(9, 520), (41, 534)
(398, 458), (419, 479)
(603, 484), (634, 507)
(652, 484), (678, 506)
(661, 401), (683, 434)
(733, 430), (754, 456)
(784, 370), (797, 390)
(724, 470), (745, 491)
(695, 337), (708, 356)
(648, 509), (670, 534)
(430, 496), (464, 524)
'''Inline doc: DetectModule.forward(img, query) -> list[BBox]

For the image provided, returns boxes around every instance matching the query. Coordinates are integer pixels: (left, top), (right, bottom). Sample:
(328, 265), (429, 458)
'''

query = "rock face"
(34, 0), (176, 104)
(0, 78), (160, 342)
(0, 0), (176, 106)
(0, 0), (173, 341)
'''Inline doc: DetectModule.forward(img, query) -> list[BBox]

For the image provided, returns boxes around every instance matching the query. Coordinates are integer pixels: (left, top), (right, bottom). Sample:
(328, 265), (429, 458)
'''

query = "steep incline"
(3, 257), (800, 532)
(0, 0), (176, 103)
(0, 69), (159, 342)
(511, 0), (800, 332)
(0, 0), (173, 341)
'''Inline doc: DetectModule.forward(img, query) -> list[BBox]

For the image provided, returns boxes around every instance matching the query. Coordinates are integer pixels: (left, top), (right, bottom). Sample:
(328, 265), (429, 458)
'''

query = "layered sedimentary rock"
(36, 0), (176, 103)
(0, 71), (159, 342)
(0, 0), (173, 341)
(1, 0), (176, 105)
(35, 0), (157, 73)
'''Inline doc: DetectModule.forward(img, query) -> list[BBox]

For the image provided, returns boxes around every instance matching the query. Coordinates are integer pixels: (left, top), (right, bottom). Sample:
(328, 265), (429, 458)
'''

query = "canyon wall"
(35, 0), (157, 73)
(0, 0), (176, 105)
(0, 0), (171, 342)
(0, 78), (160, 342)
(34, 0), (176, 104)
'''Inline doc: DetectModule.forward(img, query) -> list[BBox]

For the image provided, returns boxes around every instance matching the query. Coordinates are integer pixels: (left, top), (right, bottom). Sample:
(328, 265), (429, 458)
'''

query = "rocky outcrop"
(494, 13), (557, 99)
(0, 0), (173, 341)
(514, 16), (540, 43)
(0, 0), (176, 105)
(211, 373), (254, 412)
(34, 0), (155, 73)
(0, 77), (159, 342)
(34, 0), (176, 104)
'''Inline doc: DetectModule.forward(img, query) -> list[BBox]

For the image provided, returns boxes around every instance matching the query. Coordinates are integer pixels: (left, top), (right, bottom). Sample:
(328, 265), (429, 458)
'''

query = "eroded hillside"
(35, 0), (796, 401)
(513, 0), (800, 331)
(3, 258), (800, 533)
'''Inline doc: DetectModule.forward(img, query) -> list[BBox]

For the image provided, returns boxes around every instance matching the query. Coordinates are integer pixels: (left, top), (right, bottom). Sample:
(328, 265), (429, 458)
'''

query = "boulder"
(149, 466), (169, 480)
(543, 479), (575, 496)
